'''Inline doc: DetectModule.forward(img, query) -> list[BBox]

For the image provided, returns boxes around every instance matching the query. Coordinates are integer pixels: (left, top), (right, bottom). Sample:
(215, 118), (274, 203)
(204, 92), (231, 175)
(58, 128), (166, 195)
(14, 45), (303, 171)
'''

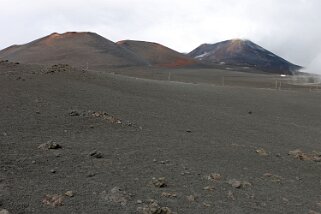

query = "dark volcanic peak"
(0, 32), (148, 69)
(117, 40), (199, 68)
(189, 39), (302, 74)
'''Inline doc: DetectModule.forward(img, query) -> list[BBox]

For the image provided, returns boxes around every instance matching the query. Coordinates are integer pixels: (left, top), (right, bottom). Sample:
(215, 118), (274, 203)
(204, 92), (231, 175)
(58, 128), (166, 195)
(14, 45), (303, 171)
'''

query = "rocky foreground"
(0, 62), (320, 213)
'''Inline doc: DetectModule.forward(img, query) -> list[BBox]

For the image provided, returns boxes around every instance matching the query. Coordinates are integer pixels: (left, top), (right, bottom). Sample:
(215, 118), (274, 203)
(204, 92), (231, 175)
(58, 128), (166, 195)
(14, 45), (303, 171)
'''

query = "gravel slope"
(0, 63), (320, 214)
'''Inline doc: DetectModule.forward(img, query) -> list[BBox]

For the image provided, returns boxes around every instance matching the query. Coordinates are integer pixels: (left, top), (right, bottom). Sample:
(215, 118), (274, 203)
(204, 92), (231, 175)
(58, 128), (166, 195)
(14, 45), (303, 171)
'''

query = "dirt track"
(0, 63), (321, 213)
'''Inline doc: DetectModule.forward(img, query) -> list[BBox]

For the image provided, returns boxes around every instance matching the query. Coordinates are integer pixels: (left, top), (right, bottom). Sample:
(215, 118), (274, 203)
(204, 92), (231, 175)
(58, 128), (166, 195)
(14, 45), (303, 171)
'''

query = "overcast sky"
(1, 0), (321, 73)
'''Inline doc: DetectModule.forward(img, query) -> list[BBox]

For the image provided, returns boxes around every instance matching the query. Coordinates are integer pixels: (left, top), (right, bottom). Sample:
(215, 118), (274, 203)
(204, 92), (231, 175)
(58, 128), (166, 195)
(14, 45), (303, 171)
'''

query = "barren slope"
(117, 40), (199, 68)
(0, 62), (320, 213)
(0, 32), (148, 69)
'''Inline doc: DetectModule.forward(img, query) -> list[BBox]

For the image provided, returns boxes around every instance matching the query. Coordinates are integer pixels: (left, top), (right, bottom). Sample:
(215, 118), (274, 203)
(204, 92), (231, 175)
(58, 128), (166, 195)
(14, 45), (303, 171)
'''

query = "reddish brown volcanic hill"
(0, 32), (148, 69)
(117, 40), (198, 68)
(189, 39), (302, 75)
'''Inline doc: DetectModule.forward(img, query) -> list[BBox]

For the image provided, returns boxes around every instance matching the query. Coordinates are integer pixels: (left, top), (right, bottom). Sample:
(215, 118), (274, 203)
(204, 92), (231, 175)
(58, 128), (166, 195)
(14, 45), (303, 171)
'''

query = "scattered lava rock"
(161, 192), (177, 198)
(228, 179), (242, 188)
(67, 109), (139, 128)
(137, 200), (174, 214)
(87, 172), (97, 177)
(124, 121), (133, 126)
(100, 187), (129, 206)
(256, 148), (268, 156)
(203, 186), (215, 191)
(207, 173), (222, 182)
(46, 64), (73, 74)
(159, 160), (170, 165)
(0, 209), (10, 214)
(180, 170), (191, 176)
(288, 149), (321, 162)
(92, 111), (122, 124)
(263, 173), (283, 183)
(289, 149), (310, 160)
(38, 141), (62, 150)
(64, 191), (74, 197)
(228, 179), (251, 189)
(69, 110), (80, 116)
(88, 150), (103, 158)
(203, 202), (211, 207)
(151, 177), (167, 188)
(42, 194), (64, 207)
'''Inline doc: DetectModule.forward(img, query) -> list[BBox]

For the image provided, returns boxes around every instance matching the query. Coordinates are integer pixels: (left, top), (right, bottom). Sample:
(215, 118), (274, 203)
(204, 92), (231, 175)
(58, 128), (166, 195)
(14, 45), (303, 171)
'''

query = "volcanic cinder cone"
(189, 39), (302, 74)
(0, 32), (149, 70)
(117, 40), (199, 68)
